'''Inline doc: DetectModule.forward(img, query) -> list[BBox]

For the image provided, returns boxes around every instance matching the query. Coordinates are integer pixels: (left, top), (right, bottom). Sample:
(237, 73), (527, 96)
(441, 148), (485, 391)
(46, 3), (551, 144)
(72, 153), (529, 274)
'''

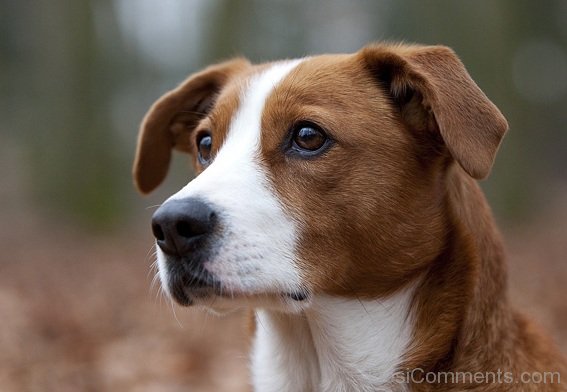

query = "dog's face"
(134, 44), (507, 311)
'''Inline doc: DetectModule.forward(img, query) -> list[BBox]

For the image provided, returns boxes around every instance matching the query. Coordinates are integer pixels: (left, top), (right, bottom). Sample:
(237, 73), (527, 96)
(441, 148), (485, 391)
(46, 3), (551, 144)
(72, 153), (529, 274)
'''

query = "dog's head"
(133, 44), (507, 311)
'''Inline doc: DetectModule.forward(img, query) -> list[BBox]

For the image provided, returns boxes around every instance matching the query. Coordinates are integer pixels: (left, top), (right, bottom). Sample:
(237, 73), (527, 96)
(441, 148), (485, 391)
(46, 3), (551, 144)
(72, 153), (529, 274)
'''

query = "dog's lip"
(167, 267), (217, 306)
(169, 283), (310, 306)
(163, 256), (310, 305)
(286, 290), (309, 301)
(170, 285), (193, 306)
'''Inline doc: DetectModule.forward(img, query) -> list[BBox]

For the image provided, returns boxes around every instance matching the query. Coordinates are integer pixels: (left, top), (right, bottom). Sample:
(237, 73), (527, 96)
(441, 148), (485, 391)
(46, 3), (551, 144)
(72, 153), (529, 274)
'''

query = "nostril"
(176, 221), (194, 239)
(152, 222), (165, 241)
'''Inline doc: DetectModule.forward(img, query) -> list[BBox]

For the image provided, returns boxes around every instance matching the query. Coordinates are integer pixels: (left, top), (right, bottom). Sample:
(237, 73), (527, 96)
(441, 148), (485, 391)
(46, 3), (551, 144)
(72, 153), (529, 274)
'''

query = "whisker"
(169, 297), (183, 328)
(144, 244), (157, 263)
(146, 256), (159, 280)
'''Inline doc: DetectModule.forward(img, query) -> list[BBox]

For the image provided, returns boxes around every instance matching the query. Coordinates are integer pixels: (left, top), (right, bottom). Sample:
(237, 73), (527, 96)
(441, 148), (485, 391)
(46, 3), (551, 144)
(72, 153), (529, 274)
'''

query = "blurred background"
(1, 0), (566, 390)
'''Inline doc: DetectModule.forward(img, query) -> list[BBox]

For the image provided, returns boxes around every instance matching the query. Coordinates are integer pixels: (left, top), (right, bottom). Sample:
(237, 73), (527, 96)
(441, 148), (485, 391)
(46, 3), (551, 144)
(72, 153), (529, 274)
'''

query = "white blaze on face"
(158, 59), (305, 301)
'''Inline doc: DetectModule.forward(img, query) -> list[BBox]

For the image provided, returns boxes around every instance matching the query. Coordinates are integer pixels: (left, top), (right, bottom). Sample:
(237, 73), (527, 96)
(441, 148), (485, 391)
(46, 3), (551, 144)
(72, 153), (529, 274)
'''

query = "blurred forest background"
(1, 0), (566, 391)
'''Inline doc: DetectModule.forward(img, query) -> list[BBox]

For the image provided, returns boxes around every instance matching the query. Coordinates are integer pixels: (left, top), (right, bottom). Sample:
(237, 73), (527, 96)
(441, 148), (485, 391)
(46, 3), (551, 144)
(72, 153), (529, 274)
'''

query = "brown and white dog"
(133, 43), (566, 391)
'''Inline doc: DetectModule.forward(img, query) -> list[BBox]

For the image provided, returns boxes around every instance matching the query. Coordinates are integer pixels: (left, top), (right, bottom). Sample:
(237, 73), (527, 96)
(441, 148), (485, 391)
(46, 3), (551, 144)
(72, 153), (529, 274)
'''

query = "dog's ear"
(133, 58), (250, 194)
(359, 44), (508, 179)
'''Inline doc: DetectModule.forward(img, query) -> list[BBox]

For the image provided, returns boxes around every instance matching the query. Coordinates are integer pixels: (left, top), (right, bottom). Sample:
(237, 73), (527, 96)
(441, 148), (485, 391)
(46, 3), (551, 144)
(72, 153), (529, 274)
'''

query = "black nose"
(151, 198), (216, 256)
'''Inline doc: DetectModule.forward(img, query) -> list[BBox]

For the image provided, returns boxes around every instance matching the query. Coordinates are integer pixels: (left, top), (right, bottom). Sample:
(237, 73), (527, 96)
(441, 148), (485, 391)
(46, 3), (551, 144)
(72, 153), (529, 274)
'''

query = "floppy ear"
(359, 44), (508, 179)
(133, 58), (250, 194)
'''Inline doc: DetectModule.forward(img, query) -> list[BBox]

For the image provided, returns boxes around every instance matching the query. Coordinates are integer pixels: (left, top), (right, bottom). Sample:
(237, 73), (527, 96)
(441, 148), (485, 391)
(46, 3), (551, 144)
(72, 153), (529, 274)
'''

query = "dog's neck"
(251, 168), (517, 392)
(252, 287), (416, 392)
(404, 168), (512, 372)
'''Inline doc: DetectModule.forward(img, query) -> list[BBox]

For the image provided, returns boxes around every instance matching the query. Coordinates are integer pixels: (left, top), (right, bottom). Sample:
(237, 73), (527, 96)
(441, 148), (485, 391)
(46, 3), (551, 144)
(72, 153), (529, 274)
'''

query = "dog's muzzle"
(151, 196), (309, 306)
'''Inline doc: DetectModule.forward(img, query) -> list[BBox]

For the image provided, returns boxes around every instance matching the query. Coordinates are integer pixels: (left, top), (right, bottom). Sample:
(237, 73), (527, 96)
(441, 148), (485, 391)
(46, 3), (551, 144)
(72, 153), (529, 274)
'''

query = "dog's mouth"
(168, 272), (216, 306)
(164, 259), (309, 307)
(169, 279), (310, 307)
(168, 274), (310, 306)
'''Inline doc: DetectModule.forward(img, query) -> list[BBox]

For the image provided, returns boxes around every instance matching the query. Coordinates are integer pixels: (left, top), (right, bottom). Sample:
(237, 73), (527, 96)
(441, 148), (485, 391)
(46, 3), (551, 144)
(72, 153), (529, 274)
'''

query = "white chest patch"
(253, 285), (416, 392)
(158, 59), (306, 308)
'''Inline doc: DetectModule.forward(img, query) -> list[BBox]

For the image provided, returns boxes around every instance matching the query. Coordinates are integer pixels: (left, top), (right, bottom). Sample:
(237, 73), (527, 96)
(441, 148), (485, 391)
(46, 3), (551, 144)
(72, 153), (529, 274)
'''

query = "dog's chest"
(252, 287), (415, 392)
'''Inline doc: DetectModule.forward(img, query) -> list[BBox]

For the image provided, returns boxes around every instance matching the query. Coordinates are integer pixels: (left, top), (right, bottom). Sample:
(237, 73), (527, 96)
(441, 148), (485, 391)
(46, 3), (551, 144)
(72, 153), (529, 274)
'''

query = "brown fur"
(134, 43), (567, 390)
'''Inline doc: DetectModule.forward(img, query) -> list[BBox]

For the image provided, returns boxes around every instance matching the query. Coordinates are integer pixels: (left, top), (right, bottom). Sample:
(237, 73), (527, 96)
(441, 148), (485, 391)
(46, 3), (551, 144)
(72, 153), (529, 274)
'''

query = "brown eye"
(197, 133), (212, 166)
(292, 124), (327, 152)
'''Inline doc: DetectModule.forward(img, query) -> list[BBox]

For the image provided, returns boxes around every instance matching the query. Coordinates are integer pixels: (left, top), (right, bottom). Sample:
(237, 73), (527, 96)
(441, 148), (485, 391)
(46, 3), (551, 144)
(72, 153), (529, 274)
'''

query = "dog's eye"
(197, 132), (213, 166)
(291, 124), (328, 153)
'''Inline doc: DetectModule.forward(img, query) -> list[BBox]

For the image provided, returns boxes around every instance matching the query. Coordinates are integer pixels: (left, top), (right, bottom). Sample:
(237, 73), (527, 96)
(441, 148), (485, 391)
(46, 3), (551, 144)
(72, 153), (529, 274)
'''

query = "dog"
(133, 43), (567, 391)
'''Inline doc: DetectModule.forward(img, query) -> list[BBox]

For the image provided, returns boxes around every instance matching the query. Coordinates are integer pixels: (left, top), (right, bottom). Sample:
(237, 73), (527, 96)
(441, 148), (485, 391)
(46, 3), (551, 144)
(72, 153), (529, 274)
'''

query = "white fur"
(253, 285), (415, 392)
(253, 310), (320, 391)
(159, 60), (305, 308)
